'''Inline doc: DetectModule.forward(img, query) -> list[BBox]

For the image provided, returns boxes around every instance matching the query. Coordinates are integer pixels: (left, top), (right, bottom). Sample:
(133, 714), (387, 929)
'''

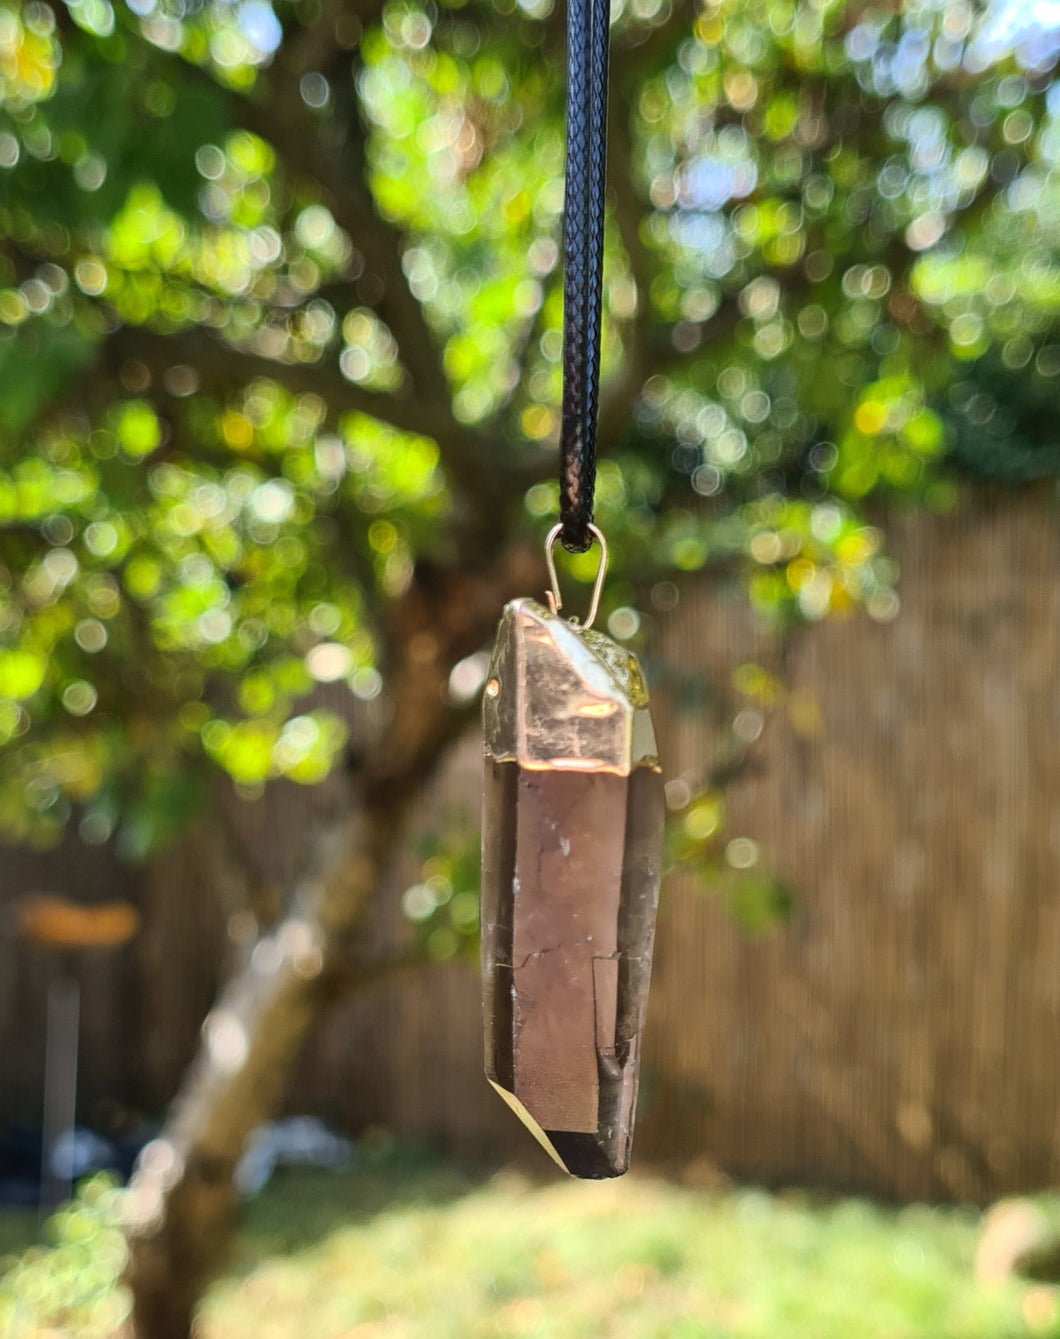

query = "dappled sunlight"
(1, 0), (1058, 846)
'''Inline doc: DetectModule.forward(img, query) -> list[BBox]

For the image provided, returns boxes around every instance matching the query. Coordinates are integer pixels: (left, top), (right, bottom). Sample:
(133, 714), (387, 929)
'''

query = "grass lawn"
(1, 1149), (1058, 1338)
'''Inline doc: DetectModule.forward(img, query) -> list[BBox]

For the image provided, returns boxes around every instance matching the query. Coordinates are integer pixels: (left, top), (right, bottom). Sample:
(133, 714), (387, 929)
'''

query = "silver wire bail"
(544, 522), (608, 631)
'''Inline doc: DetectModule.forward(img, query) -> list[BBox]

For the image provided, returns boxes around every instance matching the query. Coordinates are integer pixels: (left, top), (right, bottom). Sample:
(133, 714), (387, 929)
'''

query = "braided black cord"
(558, 0), (609, 553)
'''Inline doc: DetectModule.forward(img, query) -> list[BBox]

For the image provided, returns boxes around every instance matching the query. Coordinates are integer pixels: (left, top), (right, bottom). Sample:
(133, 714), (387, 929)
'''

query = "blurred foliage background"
(2, 0), (1060, 1333)
(1, 0), (1057, 852)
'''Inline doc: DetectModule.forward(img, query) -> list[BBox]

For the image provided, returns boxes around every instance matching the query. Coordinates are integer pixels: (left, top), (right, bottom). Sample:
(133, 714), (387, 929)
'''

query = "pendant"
(480, 526), (664, 1178)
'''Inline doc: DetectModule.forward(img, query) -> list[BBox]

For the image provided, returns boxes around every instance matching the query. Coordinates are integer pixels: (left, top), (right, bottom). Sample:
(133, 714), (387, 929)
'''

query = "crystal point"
(481, 599), (664, 1178)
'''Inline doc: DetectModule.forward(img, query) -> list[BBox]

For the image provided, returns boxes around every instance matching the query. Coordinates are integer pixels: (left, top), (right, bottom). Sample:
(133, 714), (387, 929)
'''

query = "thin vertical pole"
(40, 972), (80, 1219)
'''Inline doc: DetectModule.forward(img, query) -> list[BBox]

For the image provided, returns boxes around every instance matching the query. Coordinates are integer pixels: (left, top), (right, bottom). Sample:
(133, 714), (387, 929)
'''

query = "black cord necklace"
(558, 0), (610, 555)
(479, 0), (664, 1181)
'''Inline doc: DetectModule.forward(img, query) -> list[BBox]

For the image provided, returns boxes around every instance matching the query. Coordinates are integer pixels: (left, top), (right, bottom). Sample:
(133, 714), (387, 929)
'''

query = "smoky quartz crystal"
(481, 598), (664, 1178)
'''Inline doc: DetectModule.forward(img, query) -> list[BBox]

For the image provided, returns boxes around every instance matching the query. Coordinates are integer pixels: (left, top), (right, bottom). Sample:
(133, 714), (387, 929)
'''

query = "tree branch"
(116, 325), (450, 444)
(230, 27), (509, 514)
(612, 0), (699, 77)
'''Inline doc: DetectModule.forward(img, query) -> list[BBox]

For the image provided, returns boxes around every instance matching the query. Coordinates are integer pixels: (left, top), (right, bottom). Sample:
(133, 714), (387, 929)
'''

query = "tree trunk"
(122, 805), (394, 1339)
(122, 544), (543, 1339)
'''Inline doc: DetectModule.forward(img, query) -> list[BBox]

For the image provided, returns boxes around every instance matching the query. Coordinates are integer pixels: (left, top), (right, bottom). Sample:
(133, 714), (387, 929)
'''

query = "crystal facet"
(481, 599), (664, 1178)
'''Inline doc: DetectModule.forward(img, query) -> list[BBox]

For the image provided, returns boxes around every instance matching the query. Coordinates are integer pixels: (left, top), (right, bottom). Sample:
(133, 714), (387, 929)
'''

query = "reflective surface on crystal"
(481, 599), (664, 1179)
(483, 599), (658, 774)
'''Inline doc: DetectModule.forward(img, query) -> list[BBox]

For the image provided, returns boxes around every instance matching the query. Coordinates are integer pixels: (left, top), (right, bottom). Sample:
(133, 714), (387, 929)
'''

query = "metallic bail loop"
(544, 522), (608, 631)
